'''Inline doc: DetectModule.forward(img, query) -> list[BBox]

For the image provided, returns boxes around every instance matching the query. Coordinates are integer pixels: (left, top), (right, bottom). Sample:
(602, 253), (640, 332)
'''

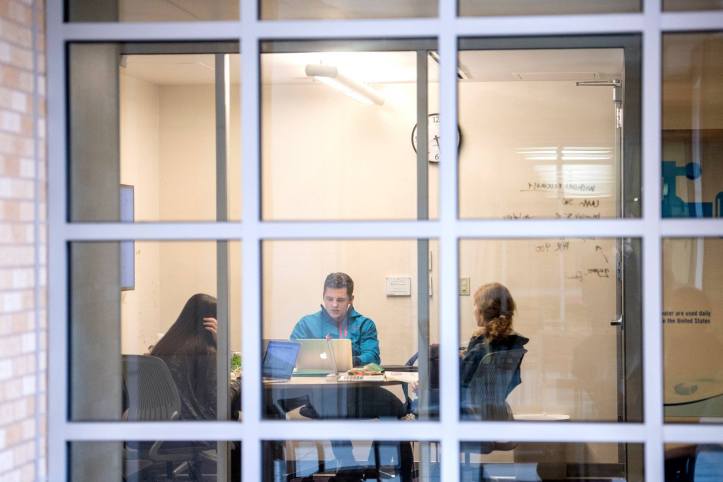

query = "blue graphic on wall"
(662, 161), (723, 218)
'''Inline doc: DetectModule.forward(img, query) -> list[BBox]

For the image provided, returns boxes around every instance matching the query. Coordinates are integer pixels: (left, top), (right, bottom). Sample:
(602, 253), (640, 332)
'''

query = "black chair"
(461, 348), (526, 459)
(401, 344), (439, 419)
(122, 354), (215, 481)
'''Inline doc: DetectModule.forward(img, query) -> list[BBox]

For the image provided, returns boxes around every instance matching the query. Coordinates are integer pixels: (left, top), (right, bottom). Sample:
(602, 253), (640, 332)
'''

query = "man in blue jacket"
(285, 272), (412, 480)
(290, 272), (381, 367)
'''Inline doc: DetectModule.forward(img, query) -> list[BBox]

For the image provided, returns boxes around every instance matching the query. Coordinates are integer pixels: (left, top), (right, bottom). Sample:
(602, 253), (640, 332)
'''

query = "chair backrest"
(463, 348), (526, 421)
(122, 355), (182, 421)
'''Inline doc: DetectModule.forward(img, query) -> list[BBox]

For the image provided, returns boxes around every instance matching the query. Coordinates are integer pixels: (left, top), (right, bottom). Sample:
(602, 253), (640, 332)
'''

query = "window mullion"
(642, 0), (665, 481)
(439, 0), (460, 479)
(241, 1), (262, 481)
(47, 0), (69, 478)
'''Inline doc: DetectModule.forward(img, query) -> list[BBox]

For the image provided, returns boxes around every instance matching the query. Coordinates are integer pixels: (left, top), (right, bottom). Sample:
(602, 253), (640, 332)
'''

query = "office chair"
(122, 354), (215, 481)
(402, 344), (439, 419)
(460, 347), (526, 476)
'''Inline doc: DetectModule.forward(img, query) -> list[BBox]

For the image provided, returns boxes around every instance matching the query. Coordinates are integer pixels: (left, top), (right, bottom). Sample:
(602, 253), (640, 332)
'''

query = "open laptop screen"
(263, 340), (301, 380)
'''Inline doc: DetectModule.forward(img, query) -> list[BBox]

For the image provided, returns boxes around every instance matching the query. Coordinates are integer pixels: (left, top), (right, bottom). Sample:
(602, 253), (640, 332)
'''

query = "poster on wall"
(663, 238), (723, 419)
(120, 184), (135, 291)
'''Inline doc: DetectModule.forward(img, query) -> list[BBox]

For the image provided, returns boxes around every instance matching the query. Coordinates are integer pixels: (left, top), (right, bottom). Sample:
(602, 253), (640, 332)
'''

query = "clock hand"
(433, 135), (440, 147)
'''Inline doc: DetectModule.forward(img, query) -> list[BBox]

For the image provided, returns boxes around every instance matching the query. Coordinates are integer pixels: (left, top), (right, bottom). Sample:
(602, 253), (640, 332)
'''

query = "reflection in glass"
(263, 440), (439, 481)
(70, 441), (241, 482)
(663, 0), (723, 11)
(662, 32), (723, 218)
(262, 240), (439, 420)
(459, 238), (643, 422)
(665, 444), (723, 481)
(260, 0), (437, 20)
(663, 238), (723, 423)
(69, 43), (241, 222)
(69, 241), (241, 421)
(458, 40), (640, 218)
(459, 0), (640, 16)
(261, 41), (439, 221)
(461, 442), (644, 482)
(66, 0), (239, 21)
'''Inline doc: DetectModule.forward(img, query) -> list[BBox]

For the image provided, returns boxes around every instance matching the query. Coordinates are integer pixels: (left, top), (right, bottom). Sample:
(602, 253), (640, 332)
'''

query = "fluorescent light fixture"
(305, 64), (384, 106)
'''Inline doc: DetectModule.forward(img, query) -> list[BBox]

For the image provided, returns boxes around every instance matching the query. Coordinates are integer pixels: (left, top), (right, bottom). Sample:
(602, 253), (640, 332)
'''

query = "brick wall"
(0, 0), (46, 481)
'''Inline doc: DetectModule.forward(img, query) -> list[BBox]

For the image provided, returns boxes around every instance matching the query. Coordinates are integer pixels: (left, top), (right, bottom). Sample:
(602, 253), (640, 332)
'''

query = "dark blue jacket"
(460, 333), (529, 395)
(290, 306), (381, 366)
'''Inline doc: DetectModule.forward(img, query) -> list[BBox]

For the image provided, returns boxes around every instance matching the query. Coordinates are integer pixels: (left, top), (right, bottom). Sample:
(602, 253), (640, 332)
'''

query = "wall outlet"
(459, 277), (471, 296)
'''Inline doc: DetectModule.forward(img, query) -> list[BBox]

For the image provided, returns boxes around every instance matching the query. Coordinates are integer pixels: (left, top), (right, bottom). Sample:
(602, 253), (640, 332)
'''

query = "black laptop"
(262, 340), (301, 382)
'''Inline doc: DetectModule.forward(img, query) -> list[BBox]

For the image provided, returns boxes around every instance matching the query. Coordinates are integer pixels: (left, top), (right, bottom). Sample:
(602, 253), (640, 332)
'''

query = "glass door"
(456, 34), (643, 480)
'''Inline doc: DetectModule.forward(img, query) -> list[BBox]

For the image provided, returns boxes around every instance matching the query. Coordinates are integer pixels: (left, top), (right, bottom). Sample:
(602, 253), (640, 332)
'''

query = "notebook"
(262, 340), (301, 382)
(295, 338), (353, 376)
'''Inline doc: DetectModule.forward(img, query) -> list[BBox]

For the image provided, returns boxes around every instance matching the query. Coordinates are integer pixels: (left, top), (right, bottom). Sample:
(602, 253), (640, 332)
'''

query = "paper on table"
(384, 371), (419, 384)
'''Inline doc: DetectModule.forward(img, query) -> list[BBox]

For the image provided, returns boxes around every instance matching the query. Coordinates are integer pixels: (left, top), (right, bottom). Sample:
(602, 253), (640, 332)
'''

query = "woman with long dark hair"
(151, 293), (240, 421)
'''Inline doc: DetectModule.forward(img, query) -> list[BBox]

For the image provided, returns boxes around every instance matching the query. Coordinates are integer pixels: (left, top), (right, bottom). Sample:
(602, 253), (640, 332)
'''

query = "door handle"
(610, 316), (623, 327)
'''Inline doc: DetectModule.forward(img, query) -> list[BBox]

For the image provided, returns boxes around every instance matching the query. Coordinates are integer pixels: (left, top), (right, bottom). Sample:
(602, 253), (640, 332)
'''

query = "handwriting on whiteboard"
(521, 182), (597, 193)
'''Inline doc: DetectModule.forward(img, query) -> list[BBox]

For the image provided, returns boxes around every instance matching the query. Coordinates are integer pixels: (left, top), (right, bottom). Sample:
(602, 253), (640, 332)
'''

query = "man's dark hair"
(323, 272), (354, 297)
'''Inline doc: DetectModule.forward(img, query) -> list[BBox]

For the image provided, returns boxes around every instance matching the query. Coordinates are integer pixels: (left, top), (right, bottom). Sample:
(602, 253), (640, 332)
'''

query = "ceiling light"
(305, 64), (384, 106)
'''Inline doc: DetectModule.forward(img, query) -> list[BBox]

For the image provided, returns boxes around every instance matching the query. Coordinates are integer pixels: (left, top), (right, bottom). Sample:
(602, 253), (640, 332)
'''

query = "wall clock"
(411, 113), (462, 163)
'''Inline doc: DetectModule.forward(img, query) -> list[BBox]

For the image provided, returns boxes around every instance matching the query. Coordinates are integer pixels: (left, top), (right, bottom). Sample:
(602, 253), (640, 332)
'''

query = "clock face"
(411, 113), (461, 163)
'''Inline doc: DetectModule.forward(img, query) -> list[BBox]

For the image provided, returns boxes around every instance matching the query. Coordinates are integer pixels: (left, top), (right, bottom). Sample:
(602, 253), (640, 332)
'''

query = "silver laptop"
(295, 338), (353, 375)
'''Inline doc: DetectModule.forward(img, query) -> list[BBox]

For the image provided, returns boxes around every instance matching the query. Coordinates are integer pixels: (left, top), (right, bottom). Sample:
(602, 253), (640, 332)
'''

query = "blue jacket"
(290, 306), (381, 366)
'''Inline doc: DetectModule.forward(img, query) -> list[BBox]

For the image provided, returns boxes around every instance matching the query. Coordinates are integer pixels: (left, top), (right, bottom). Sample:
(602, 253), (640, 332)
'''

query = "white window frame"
(45, 0), (723, 480)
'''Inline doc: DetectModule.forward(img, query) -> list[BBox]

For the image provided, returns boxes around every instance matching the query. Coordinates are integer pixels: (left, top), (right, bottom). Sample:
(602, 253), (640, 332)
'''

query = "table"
(264, 372), (418, 420)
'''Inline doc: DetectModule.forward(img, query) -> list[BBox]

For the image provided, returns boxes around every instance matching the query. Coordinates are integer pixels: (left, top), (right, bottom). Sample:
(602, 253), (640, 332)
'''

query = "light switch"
(385, 276), (412, 296)
(460, 277), (471, 296)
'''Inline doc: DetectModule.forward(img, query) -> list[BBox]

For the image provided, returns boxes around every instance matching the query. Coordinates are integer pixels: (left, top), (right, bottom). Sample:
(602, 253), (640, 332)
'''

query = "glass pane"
(664, 0), (723, 11)
(69, 241), (241, 421)
(458, 36), (641, 219)
(459, 0), (640, 16)
(663, 238), (723, 423)
(261, 40), (439, 221)
(69, 441), (241, 481)
(66, 0), (239, 21)
(662, 32), (723, 218)
(461, 442), (644, 481)
(262, 240), (439, 420)
(263, 440), (439, 481)
(459, 238), (643, 422)
(665, 444), (723, 481)
(69, 42), (241, 222)
(260, 1), (437, 20)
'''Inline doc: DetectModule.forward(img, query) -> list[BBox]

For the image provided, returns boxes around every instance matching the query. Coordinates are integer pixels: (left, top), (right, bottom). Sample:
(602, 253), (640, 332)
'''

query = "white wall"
(120, 78), (242, 353)
(119, 73), (162, 353)
(261, 81), (437, 220)
(459, 81), (617, 219)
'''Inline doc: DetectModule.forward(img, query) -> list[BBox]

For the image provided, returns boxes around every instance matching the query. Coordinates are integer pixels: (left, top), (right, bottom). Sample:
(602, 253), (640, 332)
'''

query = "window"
(49, 1), (723, 481)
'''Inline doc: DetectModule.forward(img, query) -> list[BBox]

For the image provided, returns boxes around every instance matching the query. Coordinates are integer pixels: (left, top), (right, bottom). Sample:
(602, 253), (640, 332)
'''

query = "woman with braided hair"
(460, 282), (529, 400)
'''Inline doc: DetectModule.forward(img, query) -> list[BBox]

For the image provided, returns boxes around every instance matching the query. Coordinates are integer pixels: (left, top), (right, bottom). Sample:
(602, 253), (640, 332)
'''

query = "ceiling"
(122, 48), (625, 85)
(118, 0), (238, 21)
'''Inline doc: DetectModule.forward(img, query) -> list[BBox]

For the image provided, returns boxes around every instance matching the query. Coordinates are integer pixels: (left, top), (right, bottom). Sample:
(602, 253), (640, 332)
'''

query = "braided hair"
(473, 283), (516, 343)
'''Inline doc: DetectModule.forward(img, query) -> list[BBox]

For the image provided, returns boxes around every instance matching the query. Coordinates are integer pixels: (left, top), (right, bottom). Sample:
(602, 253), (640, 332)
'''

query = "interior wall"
(119, 79), (242, 353)
(458, 81), (617, 218)
(119, 72), (161, 353)
(261, 81), (437, 220)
